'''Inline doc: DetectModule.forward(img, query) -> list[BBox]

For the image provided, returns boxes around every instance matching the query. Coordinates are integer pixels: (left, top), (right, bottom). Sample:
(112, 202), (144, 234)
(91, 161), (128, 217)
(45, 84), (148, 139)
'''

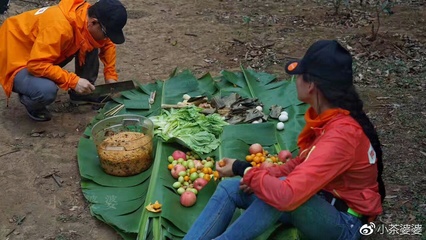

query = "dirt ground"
(0, 0), (425, 239)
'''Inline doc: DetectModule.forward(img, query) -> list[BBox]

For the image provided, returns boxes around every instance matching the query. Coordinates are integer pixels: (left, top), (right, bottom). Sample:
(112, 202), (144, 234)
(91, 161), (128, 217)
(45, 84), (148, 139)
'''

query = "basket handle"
(122, 118), (141, 127)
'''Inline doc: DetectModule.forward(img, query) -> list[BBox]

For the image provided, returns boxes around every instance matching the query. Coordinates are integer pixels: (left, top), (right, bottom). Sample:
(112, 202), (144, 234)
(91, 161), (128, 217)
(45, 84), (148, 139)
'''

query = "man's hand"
(105, 79), (117, 84)
(74, 78), (95, 95)
(215, 158), (236, 178)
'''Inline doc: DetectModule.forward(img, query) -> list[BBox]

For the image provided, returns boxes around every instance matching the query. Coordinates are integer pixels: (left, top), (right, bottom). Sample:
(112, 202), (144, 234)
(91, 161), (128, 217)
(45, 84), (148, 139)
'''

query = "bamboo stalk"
(104, 104), (124, 116)
(108, 104), (124, 116)
(161, 104), (191, 109)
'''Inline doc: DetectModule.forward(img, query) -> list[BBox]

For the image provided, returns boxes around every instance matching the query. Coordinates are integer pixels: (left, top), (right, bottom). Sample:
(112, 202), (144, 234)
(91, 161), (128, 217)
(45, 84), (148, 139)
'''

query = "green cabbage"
(149, 106), (228, 154)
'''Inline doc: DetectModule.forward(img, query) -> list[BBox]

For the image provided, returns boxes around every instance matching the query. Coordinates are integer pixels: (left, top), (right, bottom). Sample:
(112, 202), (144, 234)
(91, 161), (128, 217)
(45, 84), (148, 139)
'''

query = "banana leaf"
(217, 67), (304, 111)
(217, 66), (308, 154)
(77, 68), (308, 239)
(137, 141), (220, 239)
(82, 80), (165, 137)
(161, 69), (208, 104)
(197, 72), (217, 99)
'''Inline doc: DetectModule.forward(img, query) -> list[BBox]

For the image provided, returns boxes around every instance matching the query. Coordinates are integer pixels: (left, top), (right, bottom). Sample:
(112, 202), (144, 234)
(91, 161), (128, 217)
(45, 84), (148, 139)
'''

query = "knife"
(88, 80), (136, 97)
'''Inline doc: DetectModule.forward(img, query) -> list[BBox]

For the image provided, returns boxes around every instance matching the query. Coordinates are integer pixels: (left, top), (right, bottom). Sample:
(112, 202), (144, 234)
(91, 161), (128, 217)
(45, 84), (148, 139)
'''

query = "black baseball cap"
(285, 40), (353, 87)
(92, 0), (127, 44)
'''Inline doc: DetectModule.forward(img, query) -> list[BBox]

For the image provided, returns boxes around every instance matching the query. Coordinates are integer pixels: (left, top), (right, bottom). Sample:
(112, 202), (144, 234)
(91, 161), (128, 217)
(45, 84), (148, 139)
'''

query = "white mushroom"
(276, 122), (285, 130)
(182, 94), (191, 100)
(279, 114), (289, 122)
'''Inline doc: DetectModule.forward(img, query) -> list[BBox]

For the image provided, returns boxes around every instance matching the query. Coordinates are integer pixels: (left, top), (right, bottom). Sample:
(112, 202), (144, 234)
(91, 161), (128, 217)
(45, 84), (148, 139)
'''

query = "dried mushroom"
(145, 201), (162, 213)
(269, 105), (283, 119)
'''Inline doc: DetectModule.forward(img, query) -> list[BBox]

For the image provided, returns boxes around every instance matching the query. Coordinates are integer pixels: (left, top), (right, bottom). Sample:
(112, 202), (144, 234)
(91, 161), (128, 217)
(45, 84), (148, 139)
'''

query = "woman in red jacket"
(184, 40), (385, 240)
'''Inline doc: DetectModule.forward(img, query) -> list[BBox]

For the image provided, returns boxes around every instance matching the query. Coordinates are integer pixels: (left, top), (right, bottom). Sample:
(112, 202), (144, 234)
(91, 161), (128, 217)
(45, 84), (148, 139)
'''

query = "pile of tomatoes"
(167, 150), (220, 207)
(245, 143), (290, 167)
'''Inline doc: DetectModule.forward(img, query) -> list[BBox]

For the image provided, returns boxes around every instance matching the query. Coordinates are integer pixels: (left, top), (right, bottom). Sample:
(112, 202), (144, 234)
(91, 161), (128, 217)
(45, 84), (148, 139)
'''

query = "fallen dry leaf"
(385, 195), (397, 199)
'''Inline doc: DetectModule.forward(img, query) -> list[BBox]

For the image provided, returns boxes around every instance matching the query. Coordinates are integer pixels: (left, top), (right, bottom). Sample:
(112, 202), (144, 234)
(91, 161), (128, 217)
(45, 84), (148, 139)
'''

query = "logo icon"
(368, 144), (376, 164)
(287, 62), (298, 71)
(359, 222), (376, 236)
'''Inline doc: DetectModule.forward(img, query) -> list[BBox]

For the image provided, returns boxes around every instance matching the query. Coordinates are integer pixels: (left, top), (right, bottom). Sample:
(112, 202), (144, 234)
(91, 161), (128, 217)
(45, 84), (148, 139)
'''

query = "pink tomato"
(180, 191), (197, 207)
(172, 150), (186, 160)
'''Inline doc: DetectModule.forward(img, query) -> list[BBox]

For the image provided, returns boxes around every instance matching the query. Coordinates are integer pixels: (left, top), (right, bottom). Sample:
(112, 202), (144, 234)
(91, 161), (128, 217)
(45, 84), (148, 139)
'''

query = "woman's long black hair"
(303, 73), (386, 203)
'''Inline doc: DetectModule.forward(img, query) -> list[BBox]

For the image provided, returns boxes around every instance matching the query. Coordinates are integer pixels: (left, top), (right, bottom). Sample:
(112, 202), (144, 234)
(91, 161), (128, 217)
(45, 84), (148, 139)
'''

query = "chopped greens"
(149, 106), (228, 154)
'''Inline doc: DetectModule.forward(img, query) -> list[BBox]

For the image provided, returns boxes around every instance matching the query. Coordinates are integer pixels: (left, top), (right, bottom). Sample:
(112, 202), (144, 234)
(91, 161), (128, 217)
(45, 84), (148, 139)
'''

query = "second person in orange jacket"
(0, 0), (127, 121)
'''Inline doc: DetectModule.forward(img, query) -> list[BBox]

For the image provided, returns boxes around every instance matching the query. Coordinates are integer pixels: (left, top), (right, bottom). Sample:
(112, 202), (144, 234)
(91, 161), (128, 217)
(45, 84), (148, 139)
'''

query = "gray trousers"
(12, 49), (99, 111)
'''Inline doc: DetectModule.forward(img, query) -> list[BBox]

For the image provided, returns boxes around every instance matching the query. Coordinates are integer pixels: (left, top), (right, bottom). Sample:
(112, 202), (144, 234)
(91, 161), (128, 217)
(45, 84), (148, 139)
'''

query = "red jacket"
(0, 0), (118, 98)
(243, 113), (383, 216)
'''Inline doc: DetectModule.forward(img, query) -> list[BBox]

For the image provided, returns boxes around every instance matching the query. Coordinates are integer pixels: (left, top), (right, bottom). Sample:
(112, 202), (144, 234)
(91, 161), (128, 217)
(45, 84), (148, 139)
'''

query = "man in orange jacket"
(0, 0), (127, 121)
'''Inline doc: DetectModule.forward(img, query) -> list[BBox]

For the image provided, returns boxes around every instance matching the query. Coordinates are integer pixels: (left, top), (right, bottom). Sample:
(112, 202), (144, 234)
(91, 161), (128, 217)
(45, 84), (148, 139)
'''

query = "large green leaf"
(218, 66), (308, 154)
(218, 67), (304, 111)
(137, 141), (219, 240)
(82, 180), (147, 233)
(77, 68), (308, 239)
(162, 69), (207, 104)
(219, 123), (278, 160)
(197, 72), (217, 99)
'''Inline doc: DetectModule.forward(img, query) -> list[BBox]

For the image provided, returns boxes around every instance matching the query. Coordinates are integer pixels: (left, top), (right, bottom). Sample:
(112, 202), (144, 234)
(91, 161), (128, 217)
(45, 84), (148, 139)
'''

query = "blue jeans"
(184, 178), (362, 240)
(12, 49), (99, 111)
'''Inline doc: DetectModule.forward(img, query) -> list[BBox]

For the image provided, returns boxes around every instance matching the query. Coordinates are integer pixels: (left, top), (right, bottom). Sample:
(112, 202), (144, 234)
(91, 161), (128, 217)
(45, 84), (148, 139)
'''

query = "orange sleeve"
(26, 24), (79, 90)
(99, 40), (118, 81)
(243, 125), (362, 211)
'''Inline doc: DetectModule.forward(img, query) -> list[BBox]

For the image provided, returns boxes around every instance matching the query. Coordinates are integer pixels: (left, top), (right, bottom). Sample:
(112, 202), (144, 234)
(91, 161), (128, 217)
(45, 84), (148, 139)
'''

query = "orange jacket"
(243, 109), (383, 216)
(0, 0), (118, 98)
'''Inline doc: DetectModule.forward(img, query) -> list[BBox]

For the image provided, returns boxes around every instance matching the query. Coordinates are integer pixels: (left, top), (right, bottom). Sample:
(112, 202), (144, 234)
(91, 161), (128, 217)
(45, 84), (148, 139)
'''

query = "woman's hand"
(278, 150), (292, 162)
(215, 158), (236, 178)
(239, 178), (253, 194)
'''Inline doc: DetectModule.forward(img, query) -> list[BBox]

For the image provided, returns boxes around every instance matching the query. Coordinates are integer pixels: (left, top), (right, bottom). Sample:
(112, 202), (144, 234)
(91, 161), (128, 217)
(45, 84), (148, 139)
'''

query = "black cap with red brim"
(285, 40), (354, 87)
